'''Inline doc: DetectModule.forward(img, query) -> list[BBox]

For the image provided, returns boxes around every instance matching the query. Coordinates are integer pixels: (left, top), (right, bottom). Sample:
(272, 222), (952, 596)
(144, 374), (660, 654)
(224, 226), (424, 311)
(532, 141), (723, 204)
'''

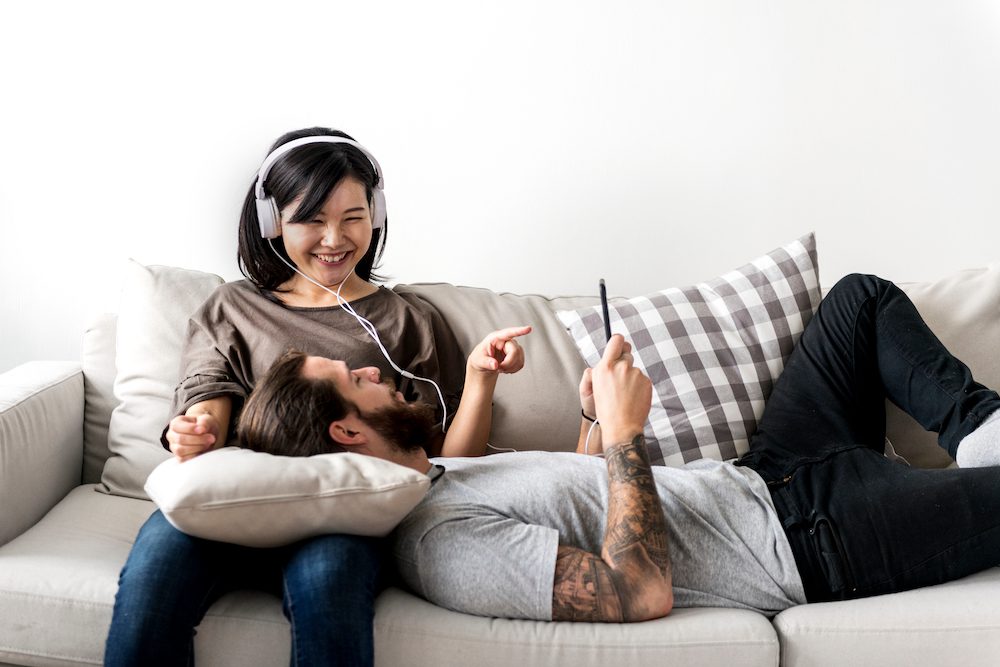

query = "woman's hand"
(166, 413), (221, 462)
(467, 325), (532, 376)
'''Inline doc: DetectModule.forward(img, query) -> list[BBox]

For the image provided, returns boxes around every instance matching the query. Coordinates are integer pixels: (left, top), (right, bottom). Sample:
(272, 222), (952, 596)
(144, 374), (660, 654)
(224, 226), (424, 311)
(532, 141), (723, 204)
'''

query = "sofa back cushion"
(81, 312), (118, 484)
(395, 284), (595, 454)
(99, 261), (224, 498)
(889, 265), (1000, 468)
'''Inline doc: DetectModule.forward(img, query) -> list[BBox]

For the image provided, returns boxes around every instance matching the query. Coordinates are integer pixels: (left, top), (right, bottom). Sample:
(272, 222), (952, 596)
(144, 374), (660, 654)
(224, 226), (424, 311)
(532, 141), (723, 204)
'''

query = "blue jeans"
(104, 510), (383, 666)
(738, 274), (1000, 601)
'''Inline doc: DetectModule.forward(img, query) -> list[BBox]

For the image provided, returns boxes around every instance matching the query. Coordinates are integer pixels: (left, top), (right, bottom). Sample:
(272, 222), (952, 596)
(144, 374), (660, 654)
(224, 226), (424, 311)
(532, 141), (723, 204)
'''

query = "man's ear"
(328, 414), (368, 449)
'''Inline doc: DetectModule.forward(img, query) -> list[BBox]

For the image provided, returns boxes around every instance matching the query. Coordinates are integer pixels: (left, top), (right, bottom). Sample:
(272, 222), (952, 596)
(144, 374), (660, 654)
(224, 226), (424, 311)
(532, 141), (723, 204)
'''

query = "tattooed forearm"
(551, 434), (673, 622)
(552, 547), (624, 621)
(603, 435), (672, 580)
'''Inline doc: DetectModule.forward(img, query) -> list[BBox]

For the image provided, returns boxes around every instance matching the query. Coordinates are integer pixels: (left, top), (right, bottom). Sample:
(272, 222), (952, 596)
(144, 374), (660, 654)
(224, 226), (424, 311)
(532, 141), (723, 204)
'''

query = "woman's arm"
(439, 326), (531, 457)
(164, 395), (233, 462)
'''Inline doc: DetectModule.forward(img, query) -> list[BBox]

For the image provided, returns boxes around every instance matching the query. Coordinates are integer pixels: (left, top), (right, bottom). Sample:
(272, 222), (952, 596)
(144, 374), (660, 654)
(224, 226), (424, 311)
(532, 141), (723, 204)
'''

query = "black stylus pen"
(599, 279), (611, 342)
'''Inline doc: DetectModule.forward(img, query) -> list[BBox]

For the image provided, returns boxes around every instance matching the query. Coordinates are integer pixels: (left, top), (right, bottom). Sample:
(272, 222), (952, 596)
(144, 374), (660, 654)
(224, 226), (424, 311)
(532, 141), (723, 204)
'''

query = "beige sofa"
(3, 260), (1000, 667)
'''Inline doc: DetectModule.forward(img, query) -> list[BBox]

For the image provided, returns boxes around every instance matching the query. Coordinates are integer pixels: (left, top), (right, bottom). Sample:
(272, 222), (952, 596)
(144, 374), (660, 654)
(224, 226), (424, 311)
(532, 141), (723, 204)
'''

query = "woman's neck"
(277, 272), (378, 308)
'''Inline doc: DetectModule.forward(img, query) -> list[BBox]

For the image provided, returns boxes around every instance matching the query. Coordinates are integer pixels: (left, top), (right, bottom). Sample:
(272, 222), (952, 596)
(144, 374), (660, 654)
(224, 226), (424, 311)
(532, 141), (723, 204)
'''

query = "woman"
(105, 127), (474, 666)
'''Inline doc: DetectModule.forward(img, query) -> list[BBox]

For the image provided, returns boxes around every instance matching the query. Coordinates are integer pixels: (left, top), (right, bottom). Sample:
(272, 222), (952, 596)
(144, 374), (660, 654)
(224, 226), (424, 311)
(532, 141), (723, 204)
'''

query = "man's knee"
(824, 273), (896, 307)
(829, 272), (879, 296)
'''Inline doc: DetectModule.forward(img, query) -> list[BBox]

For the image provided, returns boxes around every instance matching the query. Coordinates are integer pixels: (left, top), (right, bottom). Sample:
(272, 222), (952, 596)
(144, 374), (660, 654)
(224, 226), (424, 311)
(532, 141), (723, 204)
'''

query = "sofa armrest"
(0, 361), (84, 546)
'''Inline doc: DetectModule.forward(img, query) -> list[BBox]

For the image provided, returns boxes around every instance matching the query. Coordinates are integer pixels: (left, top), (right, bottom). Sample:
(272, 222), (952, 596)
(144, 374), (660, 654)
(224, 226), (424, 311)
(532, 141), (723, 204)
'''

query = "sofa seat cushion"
(0, 485), (779, 667)
(0, 485), (290, 667)
(773, 567), (1000, 667)
(374, 587), (779, 667)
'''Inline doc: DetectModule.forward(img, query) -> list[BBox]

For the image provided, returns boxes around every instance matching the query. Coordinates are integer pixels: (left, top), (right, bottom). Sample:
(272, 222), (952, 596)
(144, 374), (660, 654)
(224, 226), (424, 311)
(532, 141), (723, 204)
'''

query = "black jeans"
(737, 273), (1000, 602)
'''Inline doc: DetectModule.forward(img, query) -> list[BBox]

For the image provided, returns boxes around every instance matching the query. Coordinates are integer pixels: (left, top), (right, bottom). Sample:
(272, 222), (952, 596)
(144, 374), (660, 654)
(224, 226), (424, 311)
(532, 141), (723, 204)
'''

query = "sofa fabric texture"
(3, 246), (1000, 666)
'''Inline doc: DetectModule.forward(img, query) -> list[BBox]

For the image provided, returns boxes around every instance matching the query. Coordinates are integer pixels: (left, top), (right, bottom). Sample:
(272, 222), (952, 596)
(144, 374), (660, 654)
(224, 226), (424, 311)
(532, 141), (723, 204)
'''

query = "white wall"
(2, 0), (999, 373)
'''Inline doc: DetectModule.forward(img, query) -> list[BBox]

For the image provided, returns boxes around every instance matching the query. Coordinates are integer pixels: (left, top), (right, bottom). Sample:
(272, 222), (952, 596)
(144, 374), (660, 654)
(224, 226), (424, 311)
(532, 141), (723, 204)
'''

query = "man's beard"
(361, 400), (439, 455)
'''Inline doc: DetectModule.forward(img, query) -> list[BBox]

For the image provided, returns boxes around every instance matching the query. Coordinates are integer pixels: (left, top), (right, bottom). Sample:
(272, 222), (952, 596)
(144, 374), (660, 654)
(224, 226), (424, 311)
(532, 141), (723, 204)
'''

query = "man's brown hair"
(238, 349), (352, 456)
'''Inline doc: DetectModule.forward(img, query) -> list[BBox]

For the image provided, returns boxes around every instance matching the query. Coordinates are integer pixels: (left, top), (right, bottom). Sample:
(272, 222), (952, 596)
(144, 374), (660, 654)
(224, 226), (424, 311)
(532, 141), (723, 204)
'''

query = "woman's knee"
(117, 510), (234, 603)
(283, 534), (383, 594)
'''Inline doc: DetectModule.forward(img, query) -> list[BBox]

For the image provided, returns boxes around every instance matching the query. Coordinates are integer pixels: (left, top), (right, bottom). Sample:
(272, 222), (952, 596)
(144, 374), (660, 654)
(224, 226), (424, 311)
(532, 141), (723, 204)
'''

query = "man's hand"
(590, 334), (652, 446)
(166, 413), (221, 462)
(467, 325), (532, 377)
(579, 368), (596, 421)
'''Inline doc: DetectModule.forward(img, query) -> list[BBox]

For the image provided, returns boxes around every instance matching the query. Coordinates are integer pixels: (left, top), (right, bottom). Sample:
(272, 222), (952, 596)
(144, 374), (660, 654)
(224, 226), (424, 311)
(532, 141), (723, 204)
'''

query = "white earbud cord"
(584, 418), (602, 457)
(268, 239), (449, 433)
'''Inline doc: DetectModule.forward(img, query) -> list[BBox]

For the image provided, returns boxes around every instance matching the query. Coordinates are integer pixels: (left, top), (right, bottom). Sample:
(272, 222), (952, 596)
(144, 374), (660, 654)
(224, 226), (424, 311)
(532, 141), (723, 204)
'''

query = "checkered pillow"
(556, 234), (821, 466)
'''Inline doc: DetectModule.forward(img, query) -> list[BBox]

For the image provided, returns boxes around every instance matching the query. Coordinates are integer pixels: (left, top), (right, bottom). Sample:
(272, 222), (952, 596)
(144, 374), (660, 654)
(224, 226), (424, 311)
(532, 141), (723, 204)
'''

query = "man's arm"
(553, 435), (673, 621)
(552, 336), (673, 622)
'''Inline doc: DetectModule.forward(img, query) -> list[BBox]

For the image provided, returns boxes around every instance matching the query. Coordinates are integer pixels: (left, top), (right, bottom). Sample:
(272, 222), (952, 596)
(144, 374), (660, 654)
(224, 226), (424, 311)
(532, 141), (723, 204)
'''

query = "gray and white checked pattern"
(556, 234), (821, 467)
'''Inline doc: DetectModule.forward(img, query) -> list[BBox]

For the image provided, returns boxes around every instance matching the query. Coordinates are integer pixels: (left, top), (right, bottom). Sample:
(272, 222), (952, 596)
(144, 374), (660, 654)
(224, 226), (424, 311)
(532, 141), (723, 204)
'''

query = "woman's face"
(279, 177), (374, 290)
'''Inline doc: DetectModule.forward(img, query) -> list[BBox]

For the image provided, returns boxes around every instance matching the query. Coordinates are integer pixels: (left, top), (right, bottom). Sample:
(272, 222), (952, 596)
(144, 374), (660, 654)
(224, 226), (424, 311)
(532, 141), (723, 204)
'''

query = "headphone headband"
(254, 135), (386, 238)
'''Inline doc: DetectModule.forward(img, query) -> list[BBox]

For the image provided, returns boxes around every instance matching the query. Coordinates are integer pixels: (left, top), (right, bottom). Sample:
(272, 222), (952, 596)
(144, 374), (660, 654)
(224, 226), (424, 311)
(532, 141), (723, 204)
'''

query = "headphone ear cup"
(256, 197), (281, 238)
(371, 189), (386, 230)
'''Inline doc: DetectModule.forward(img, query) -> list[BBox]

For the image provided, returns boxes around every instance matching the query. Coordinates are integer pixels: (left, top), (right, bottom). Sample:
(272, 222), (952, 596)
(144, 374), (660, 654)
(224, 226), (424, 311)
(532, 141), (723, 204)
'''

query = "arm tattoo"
(551, 434), (672, 622)
(552, 547), (624, 621)
(603, 435), (671, 579)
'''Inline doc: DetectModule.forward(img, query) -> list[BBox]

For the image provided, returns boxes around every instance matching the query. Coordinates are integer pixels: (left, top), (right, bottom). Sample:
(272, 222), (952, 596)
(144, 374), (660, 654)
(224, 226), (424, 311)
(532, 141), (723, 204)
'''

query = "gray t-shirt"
(393, 451), (806, 620)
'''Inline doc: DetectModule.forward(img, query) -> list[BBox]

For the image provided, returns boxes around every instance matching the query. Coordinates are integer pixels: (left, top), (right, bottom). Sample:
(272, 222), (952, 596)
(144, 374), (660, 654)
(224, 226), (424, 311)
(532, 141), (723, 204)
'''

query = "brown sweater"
(162, 280), (466, 451)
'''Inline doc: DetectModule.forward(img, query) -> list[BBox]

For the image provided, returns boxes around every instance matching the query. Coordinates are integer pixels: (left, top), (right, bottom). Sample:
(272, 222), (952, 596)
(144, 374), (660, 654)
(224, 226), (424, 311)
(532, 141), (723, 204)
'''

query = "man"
(238, 274), (1000, 622)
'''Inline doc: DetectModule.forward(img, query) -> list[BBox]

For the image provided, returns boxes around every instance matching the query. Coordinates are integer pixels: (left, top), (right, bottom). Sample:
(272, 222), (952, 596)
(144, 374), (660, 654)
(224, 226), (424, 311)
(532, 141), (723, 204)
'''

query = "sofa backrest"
(395, 284), (597, 455)
(80, 262), (605, 498)
(81, 312), (117, 484)
(80, 261), (1000, 496)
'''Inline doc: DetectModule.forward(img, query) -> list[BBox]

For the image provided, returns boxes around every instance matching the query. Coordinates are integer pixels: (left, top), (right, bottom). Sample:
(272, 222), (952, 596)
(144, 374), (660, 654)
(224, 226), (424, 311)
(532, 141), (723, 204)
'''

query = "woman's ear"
(328, 414), (368, 448)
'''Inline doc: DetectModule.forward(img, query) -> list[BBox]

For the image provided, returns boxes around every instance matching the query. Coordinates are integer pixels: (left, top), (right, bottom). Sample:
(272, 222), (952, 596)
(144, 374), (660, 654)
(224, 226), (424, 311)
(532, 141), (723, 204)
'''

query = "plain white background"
(2, 0), (999, 373)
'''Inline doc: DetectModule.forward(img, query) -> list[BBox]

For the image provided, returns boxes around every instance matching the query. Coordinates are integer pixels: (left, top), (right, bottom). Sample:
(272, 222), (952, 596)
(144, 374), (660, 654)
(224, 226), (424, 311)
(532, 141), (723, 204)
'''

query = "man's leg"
(775, 448), (1000, 601)
(741, 273), (1000, 480)
(104, 510), (251, 666)
(280, 533), (384, 667)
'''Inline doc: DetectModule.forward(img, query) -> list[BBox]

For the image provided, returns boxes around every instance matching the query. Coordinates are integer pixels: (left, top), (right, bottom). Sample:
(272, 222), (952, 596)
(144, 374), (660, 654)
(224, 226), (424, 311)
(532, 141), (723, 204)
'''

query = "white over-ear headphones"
(254, 135), (387, 239)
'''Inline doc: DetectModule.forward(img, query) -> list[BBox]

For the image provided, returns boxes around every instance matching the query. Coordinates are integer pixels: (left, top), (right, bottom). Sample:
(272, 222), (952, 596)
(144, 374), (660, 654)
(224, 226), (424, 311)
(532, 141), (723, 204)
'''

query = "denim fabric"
(104, 510), (383, 666)
(738, 273), (1000, 602)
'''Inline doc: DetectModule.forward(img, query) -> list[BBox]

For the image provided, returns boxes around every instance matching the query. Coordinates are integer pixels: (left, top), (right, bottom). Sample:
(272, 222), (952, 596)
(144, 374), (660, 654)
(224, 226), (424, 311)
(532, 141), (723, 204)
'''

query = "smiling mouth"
(314, 251), (350, 264)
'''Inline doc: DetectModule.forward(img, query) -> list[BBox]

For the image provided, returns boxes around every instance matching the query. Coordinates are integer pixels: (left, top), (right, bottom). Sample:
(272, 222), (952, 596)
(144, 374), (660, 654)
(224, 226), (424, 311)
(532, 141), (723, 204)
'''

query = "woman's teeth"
(315, 252), (349, 263)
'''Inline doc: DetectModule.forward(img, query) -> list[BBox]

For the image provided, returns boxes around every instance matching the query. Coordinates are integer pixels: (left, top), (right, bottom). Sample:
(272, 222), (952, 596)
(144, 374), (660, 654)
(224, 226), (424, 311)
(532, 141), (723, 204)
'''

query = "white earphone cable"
(268, 239), (449, 432)
(584, 418), (602, 457)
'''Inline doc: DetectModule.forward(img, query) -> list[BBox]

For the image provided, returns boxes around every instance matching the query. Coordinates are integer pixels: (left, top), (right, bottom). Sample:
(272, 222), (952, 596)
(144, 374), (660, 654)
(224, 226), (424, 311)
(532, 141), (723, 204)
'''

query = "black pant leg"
(775, 449), (1000, 602)
(742, 273), (1000, 481)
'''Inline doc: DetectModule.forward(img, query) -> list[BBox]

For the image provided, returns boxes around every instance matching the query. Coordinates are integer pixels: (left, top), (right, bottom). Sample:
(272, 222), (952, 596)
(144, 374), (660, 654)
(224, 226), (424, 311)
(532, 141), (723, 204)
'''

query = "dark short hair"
(238, 349), (353, 457)
(237, 127), (388, 291)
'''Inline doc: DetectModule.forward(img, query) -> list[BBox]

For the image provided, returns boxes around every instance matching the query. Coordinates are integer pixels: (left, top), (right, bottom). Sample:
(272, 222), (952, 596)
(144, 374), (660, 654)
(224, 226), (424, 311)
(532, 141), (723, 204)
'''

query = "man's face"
(301, 356), (404, 413)
(301, 356), (437, 454)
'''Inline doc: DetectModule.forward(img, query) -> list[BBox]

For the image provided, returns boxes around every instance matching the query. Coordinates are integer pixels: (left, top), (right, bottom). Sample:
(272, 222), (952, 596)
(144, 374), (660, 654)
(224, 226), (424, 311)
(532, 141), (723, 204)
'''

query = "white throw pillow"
(144, 447), (431, 547)
(555, 234), (821, 467)
(101, 260), (224, 498)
